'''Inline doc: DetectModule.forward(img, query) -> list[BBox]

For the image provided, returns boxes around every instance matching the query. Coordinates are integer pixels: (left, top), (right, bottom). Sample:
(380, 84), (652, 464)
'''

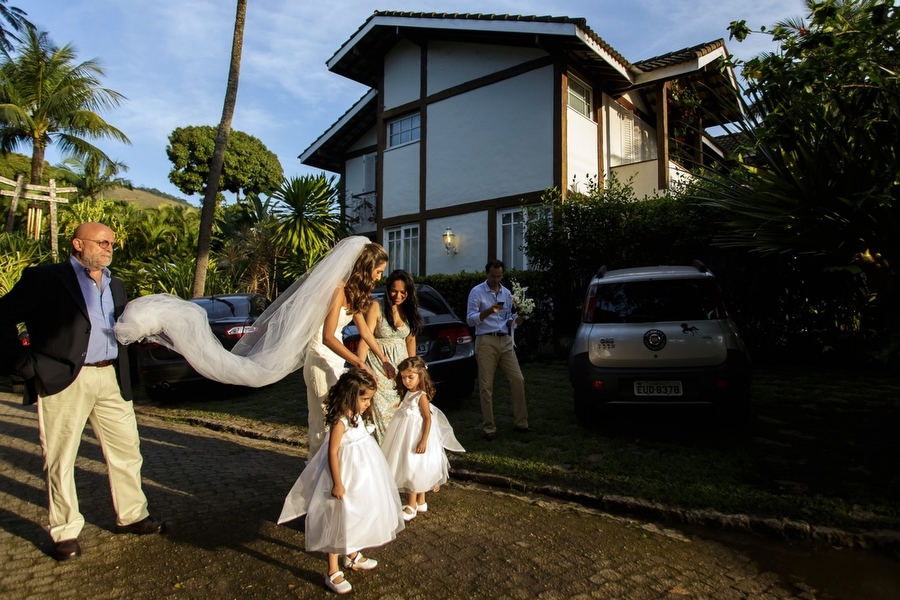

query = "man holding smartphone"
(466, 260), (530, 441)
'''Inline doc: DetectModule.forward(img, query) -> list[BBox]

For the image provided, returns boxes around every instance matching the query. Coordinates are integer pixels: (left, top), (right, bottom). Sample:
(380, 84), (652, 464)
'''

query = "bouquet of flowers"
(510, 280), (535, 317)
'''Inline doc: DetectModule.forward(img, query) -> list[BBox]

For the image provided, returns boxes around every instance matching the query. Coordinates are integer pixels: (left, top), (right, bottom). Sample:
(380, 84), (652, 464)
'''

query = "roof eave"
(299, 89), (378, 172)
(632, 45), (728, 86)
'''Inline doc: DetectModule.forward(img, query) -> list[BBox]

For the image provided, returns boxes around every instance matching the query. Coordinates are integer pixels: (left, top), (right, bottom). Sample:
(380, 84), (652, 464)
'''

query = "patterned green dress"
(366, 314), (412, 444)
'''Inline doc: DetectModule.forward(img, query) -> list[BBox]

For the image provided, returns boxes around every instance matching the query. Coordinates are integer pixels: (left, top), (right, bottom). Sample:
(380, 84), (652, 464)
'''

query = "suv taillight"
(582, 283), (599, 323)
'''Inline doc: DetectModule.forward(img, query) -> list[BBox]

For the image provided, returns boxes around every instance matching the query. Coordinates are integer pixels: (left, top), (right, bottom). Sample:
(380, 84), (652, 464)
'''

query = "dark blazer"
(0, 260), (133, 404)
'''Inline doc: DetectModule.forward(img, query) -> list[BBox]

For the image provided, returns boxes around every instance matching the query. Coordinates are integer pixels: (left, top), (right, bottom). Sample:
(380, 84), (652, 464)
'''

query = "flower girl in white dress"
(381, 356), (465, 520)
(278, 368), (404, 594)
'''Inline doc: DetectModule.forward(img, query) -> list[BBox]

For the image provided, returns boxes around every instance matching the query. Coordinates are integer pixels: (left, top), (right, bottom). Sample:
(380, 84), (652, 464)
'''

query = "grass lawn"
(131, 361), (900, 531)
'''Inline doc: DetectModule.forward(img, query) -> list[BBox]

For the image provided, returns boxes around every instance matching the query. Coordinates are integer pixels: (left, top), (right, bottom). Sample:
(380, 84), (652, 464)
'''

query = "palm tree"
(192, 0), (246, 298)
(217, 195), (280, 297)
(0, 28), (129, 185)
(55, 154), (132, 200)
(0, 1), (31, 53)
(271, 174), (351, 277)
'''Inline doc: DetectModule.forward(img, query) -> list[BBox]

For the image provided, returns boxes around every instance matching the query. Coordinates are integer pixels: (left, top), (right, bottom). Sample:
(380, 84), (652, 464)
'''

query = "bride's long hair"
(345, 242), (388, 314)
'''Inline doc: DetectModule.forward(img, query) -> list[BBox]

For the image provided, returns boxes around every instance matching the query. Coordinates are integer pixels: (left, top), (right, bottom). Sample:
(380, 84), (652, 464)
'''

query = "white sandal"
(401, 505), (417, 521)
(325, 570), (352, 594)
(344, 551), (378, 571)
(416, 502), (428, 513)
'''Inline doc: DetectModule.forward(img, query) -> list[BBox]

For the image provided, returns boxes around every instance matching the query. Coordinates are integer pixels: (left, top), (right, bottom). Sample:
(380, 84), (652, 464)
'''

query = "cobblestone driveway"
(0, 394), (846, 599)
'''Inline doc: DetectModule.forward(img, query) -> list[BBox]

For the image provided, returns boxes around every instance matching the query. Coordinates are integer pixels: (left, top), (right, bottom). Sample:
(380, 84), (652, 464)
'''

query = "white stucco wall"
(427, 41), (547, 94)
(384, 40), (421, 110)
(344, 154), (366, 198)
(349, 126), (377, 152)
(425, 66), (554, 208)
(426, 211), (489, 275)
(611, 160), (659, 197)
(566, 107), (599, 192)
(382, 142), (420, 218)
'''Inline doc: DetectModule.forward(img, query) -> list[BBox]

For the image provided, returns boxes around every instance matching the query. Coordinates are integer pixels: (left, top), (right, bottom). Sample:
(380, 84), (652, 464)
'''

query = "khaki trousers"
(37, 365), (149, 541)
(475, 335), (528, 434)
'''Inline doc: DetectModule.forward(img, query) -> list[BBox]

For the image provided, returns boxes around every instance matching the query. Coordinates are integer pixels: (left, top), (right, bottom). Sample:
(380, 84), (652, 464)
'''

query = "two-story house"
(300, 11), (741, 275)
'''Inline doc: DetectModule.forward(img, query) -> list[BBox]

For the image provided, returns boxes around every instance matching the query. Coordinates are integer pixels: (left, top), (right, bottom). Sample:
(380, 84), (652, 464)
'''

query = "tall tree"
(192, 0), (246, 298)
(0, 0), (31, 53)
(166, 125), (282, 201)
(0, 29), (129, 185)
(693, 0), (900, 336)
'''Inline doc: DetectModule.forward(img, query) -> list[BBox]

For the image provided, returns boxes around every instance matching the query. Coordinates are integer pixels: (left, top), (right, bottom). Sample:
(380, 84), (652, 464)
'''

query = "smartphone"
(497, 301), (504, 307)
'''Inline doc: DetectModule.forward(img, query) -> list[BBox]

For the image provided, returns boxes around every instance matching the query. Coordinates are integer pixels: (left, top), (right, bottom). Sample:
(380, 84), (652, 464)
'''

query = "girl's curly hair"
(324, 367), (377, 429)
(345, 242), (388, 315)
(394, 355), (436, 402)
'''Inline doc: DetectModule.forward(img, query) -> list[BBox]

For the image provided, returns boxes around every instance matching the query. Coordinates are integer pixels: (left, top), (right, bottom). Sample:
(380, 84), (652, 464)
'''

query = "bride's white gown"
(113, 236), (370, 388)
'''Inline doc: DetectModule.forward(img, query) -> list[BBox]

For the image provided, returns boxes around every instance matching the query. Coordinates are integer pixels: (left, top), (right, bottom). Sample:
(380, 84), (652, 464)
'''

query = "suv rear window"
(586, 278), (726, 324)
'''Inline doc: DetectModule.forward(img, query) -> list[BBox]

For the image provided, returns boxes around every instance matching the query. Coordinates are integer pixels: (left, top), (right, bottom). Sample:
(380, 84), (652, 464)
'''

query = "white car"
(568, 262), (751, 420)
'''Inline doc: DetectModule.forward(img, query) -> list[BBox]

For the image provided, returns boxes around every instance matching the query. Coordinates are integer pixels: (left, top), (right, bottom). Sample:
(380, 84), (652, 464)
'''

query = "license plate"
(634, 381), (682, 396)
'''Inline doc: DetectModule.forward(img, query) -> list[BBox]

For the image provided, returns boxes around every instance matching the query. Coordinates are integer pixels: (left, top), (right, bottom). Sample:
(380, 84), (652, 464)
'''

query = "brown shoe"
(51, 538), (81, 561)
(115, 516), (167, 535)
(513, 426), (534, 433)
(483, 431), (496, 441)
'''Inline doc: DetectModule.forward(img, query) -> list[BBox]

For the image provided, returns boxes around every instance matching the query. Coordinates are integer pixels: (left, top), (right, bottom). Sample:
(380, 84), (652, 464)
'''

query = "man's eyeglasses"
(79, 238), (117, 250)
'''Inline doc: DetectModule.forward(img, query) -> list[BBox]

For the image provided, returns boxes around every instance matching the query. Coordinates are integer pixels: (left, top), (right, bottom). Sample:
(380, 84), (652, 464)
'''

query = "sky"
(20, 0), (802, 204)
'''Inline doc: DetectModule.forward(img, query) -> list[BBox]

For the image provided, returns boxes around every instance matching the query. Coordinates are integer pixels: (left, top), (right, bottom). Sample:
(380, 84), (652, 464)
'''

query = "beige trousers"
(37, 365), (149, 541)
(475, 335), (528, 434)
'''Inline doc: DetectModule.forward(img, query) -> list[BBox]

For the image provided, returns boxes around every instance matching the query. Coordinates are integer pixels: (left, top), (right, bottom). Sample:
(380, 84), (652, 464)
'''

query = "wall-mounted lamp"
(443, 226), (458, 255)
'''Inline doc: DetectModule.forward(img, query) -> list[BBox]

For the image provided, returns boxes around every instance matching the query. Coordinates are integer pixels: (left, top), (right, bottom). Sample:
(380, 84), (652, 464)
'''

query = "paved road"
(0, 393), (889, 599)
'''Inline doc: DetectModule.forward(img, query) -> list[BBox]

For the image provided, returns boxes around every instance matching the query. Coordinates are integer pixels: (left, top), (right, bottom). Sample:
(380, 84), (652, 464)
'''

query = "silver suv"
(568, 262), (751, 420)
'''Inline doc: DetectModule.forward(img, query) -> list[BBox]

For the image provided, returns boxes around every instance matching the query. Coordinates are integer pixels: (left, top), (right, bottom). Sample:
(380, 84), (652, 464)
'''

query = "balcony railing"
(347, 191), (376, 232)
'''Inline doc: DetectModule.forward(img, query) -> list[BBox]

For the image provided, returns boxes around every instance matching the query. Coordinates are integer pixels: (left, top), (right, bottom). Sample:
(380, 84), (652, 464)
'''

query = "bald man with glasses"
(0, 222), (165, 562)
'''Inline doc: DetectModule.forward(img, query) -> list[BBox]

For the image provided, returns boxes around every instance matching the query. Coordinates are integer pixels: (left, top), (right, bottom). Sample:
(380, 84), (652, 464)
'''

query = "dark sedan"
(343, 284), (476, 401)
(136, 293), (270, 400)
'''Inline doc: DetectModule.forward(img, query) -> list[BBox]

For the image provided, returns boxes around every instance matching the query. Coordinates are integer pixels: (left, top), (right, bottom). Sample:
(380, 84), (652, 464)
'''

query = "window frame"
(608, 102), (657, 167)
(384, 224), (420, 275)
(567, 75), (593, 120)
(497, 206), (531, 271)
(387, 113), (421, 148)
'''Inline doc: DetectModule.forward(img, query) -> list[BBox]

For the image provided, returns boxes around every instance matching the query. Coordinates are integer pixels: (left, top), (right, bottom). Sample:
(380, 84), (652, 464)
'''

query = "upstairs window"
(608, 102), (657, 166)
(568, 76), (592, 120)
(388, 113), (421, 148)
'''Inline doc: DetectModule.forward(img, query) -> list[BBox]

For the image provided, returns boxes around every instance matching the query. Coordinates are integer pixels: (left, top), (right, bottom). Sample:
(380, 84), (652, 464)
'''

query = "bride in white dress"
(114, 236), (397, 458)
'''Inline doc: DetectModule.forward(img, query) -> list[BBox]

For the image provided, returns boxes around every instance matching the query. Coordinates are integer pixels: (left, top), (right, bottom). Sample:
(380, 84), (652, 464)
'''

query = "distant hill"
(105, 186), (193, 208)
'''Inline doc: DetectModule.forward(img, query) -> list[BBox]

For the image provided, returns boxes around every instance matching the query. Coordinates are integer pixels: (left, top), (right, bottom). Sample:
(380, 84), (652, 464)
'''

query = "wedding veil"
(114, 236), (370, 388)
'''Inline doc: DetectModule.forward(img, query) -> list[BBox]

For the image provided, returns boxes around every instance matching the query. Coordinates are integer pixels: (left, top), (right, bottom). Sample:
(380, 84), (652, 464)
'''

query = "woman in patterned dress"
(356, 270), (422, 444)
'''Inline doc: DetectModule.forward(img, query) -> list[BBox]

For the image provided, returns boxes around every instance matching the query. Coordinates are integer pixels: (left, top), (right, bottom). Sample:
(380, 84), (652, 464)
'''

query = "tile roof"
(633, 39), (727, 73)
(368, 10), (634, 69)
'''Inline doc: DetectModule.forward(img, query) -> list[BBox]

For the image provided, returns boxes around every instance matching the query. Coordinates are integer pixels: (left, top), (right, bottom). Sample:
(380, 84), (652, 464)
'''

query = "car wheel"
(716, 391), (753, 426)
(573, 387), (596, 424)
(145, 385), (173, 402)
(452, 377), (475, 400)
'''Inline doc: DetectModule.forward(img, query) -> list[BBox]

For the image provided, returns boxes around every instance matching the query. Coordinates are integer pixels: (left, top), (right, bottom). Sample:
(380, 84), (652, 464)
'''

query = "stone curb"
(128, 406), (900, 554)
(450, 470), (900, 554)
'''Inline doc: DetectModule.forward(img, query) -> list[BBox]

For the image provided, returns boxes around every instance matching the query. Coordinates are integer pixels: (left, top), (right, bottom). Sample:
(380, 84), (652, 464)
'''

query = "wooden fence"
(1, 174), (77, 260)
